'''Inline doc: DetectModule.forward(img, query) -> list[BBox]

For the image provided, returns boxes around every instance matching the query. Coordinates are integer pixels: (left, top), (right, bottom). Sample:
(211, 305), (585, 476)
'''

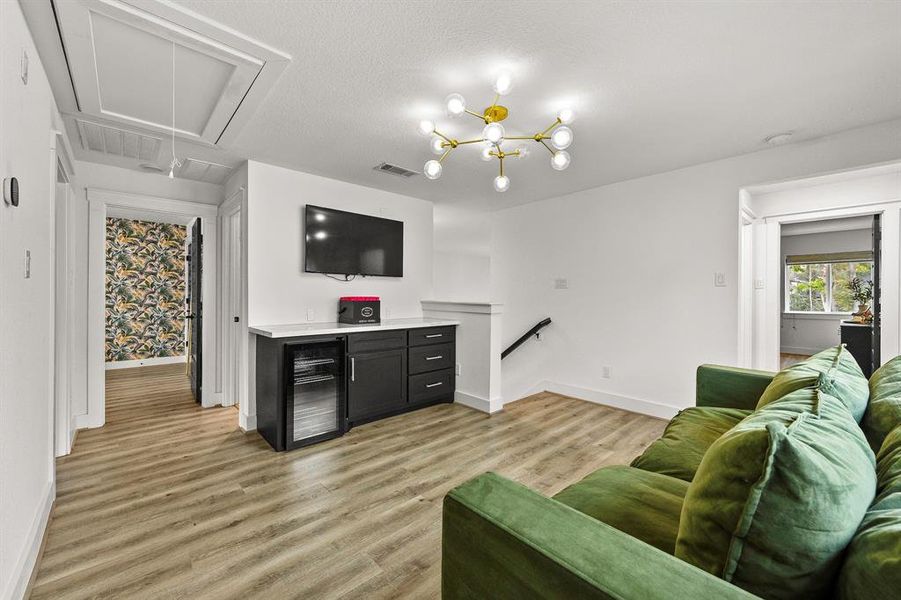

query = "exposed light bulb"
(424, 159), (443, 179)
(551, 151), (571, 171)
(556, 108), (575, 124)
(550, 126), (573, 150)
(480, 144), (495, 162)
(493, 70), (514, 96)
(482, 122), (505, 144)
(445, 93), (466, 117)
(493, 175), (510, 192)
(168, 167), (174, 179)
(430, 137), (446, 155)
(515, 145), (530, 159)
(418, 120), (436, 136)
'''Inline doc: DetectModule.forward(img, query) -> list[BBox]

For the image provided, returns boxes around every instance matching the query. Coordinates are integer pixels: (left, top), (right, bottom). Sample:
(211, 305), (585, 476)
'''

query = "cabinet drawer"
(409, 326), (455, 347)
(409, 369), (454, 404)
(408, 342), (454, 374)
(347, 330), (407, 353)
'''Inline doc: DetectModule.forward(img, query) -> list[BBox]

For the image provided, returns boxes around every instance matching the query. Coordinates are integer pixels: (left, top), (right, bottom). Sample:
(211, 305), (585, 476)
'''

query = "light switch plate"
(24, 250), (31, 278)
(714, 272), (726, 287)
(554, 278), (568, 290)
(306, 308), (314, 321)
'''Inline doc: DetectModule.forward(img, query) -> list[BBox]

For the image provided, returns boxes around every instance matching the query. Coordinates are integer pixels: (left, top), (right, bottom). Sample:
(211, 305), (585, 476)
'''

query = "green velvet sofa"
(442, 347), (901, 599)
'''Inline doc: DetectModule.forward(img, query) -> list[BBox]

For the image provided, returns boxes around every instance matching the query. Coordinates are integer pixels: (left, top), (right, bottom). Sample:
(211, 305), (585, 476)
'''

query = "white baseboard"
(454, 390), (503, 414)
(202, 392), (224, 409)
(6, 481), (54, 600)
(536, 381), (681, 420)
(74, 412), (102, 430)
(780, 346), (817, 356)
(105, 355), (186, 370)
(239, 412), (257, 431)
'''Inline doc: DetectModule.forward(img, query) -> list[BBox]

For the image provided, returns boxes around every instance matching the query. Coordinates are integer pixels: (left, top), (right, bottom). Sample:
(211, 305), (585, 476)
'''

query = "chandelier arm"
(539, 117), (563, 137)
(464, 109), (489, 123)
(454, 138), (484, 146)
(539, 140), (555, 155)
(438, 148), (453, 163)
(434, 130), (453, 143)
(499, 155), (504, 177)
(491, 92), (500, 108)
(505, 135), (540, 141)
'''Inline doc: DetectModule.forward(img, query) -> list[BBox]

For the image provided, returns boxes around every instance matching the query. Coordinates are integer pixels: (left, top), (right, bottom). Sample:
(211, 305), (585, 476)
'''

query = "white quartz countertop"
(249, 317), (460, 338)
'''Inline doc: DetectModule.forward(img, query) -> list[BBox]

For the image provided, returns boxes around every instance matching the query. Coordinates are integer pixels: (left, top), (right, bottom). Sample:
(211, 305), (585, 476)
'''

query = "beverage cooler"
(286, 340), (345, 447)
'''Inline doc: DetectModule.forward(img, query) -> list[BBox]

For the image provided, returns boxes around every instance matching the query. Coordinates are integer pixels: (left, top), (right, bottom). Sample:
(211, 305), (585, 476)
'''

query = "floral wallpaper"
(105, 218), (187, 362)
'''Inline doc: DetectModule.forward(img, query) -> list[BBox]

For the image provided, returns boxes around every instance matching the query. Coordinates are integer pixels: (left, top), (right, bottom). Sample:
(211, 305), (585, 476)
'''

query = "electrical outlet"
(714, 272), (726, 287)
(554, 278), (568, 290)
(24, 250), (31, 279)
(306, 308), (314, 322)
(602, 365), (612, 379)
(455, 363), (461, 375)
(384, 307), (391, 319)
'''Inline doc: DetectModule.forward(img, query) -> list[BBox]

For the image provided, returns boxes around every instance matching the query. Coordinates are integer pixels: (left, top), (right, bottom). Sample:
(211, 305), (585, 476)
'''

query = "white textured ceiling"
(36, 1), (901, 208)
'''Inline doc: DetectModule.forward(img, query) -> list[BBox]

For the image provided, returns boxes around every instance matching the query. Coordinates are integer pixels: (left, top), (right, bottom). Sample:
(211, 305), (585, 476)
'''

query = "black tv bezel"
(303, 204), (404, 277)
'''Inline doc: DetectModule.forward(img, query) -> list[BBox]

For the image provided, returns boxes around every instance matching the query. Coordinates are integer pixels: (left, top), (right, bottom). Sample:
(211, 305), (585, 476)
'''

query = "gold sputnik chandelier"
(418, 70), (574, 192)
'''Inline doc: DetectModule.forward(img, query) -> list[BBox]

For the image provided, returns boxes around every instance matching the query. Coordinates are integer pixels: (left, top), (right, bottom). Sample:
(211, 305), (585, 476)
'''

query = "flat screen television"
(304, 205), (404, 277)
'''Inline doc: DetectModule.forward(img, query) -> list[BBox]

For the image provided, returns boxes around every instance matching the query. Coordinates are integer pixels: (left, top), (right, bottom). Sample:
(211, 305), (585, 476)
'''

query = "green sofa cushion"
(756, 345), (869, 422)
(630, 407), (751, 481)
(554, 466), (688, 554)
(837, 426), (901, 600)
(676, 385), (876, 600)
(862, 355), (901, 452)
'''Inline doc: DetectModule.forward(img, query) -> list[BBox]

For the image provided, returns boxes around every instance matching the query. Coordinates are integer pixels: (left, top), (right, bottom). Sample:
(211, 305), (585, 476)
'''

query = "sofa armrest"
(695, 364), (775, 410)
(442, 472), (758, 600)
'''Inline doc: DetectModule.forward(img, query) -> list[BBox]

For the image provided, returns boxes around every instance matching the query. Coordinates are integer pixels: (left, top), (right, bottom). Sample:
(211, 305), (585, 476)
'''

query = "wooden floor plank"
(30, 363), (666, 599)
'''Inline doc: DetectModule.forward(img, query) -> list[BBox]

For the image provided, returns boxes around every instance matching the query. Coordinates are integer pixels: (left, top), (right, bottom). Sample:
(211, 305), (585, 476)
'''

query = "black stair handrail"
(502, 317), (552, 360)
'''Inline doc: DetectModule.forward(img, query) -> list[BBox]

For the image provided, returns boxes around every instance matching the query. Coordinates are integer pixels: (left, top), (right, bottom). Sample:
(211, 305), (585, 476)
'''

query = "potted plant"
(848, 277), (874, 323)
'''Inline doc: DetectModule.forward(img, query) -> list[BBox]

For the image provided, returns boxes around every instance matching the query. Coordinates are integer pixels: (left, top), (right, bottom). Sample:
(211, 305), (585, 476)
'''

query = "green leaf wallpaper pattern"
(105, 218), (187, 362)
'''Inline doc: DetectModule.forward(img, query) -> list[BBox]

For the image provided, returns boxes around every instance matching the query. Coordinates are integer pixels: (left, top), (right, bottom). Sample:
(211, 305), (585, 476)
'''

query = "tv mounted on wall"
(304, 205), (404, 277)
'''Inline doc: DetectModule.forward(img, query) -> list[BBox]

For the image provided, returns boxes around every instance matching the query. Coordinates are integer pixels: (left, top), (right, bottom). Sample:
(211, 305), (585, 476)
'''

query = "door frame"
(218, 187), (251, 428)
(86, 188), (220, 428)
(53, 167), (73, 456)
(739, 202), (901, 371)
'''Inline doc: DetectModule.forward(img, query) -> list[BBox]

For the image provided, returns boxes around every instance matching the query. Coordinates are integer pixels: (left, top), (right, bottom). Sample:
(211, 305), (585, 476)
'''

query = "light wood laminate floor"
(31, 364), (666, 599)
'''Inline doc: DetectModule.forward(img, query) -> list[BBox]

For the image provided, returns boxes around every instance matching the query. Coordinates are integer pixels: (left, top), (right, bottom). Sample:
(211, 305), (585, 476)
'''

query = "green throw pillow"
(676, 385), (876, 599)
(757, 345), (869, 422)
(837, 426), (901, 600)
(862, 355), (901, 452)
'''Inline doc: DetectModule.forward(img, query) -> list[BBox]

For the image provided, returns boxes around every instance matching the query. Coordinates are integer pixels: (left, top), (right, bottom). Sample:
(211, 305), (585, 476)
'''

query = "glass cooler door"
(286, 340), (344, 447)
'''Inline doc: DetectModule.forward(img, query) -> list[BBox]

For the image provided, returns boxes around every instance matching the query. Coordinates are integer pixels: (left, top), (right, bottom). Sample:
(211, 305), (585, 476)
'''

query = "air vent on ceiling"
(373, 162), (418, 178)
(75, 118), (162, 161)
(176, 157), (234, 185)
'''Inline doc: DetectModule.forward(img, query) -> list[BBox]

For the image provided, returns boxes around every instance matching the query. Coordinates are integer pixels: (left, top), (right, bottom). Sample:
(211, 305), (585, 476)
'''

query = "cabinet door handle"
(425, 334), (443, 338)
(426, 382), (443, 388)
(350, 357), (355, 382)
(425, 355), (443, 361)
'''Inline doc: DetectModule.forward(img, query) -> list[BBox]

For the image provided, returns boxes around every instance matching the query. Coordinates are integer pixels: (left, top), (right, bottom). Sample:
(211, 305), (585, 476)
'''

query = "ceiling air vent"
(75, 118), (162, 161)
(177, 158), (234, 185)
(373, 162), (418, 178)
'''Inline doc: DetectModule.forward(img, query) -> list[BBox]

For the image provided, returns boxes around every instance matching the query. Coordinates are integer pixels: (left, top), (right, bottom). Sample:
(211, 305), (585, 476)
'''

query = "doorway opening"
(86, 189), (221, 429)
(779, 216), (880, 375)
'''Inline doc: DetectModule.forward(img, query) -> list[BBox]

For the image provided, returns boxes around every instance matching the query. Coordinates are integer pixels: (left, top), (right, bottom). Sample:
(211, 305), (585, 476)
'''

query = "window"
(785, 252), (873, 313)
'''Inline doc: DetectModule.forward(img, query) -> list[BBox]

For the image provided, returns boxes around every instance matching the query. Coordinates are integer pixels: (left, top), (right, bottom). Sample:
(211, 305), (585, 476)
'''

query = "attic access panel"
(54, 0), (290, 145)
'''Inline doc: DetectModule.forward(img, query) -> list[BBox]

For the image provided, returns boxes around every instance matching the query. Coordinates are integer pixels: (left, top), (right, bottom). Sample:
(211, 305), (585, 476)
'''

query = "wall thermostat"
(3, 177), (19, 207)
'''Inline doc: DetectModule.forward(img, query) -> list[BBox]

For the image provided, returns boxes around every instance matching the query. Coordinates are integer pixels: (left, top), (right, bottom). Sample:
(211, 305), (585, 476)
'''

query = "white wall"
(492, 119), (901, 416)
(780, 228), (872, 355)
(0, 2), (57, 596)
(245, 161), (434, 326)
(432, 203), (492, 301)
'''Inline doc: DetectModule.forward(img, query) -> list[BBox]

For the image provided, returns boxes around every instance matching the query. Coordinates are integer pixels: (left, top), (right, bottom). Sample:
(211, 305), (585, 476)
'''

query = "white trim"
(6, 481), (54, 600)
(238, 412), (256, 431)
(534, 381), (679, 420)
(105, 355), (187, 370)
(86, 188), (222, 430)
(420, 300), (504, 314)
(454, 390), (503, 414)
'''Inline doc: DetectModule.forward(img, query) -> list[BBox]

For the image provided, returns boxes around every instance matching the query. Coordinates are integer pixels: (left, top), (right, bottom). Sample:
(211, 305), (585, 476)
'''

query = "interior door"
(871, 214), (881, 370)
(188, 218), (203, 403)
